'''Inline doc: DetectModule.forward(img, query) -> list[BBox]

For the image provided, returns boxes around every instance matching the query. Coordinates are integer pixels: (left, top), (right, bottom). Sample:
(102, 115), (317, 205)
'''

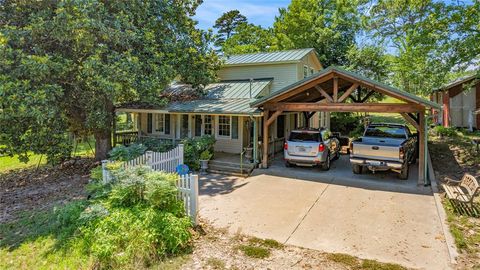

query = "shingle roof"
(167, 99), (261, 115)
(251, 66), (441, 109)
(224, 48), (315, 66)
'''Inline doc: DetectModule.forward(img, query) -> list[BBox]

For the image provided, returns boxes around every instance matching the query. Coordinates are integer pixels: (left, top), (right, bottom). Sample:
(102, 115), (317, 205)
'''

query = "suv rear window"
(364, 126), (406, 139)
(289, 132), (320, 142)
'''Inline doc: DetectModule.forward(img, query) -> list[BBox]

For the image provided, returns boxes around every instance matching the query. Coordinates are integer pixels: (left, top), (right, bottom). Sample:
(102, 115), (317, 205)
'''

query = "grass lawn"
(0, 137), (95, 173)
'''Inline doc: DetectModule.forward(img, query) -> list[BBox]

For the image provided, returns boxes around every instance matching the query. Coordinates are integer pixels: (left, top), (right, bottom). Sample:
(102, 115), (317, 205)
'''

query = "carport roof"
(251, 66), (441, 110)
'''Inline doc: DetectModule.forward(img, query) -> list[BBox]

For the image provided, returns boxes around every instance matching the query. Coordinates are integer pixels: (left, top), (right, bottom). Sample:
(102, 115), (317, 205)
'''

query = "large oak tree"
(0, 0), (219, 163)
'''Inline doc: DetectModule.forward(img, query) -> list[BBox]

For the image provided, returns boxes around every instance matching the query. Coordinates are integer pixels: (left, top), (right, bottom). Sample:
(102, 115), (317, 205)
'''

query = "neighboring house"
(431, 74), (480, 129)
(116, 48), (327, 161)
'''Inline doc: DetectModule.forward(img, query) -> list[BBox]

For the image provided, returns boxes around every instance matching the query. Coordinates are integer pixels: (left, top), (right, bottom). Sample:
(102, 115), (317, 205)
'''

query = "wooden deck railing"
(115, 131), (138, 145)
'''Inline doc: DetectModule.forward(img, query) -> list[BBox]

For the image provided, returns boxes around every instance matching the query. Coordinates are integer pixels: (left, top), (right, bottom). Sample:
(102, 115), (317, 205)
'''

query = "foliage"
(0, 0), (220, 162)
(222, 23), (276, 55)
(273, 0), (364, 67)
(433, 126), (458, 137)
(182, 135), (216, 170)
(199, 150), (213, 161)
(141, 138), (175, 153)
(330, 113), (362, 136)
(366, 0), (479, 95)
(108, 144), (147, 162)
(213, 10), (247, 46)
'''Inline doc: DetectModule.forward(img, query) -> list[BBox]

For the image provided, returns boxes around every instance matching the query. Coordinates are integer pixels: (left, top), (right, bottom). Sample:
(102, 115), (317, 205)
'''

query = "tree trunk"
(94, 129), (112, 161)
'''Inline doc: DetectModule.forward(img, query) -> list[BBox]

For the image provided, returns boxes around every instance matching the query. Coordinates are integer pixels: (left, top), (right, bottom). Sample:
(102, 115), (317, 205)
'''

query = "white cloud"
(194, 0), (289, 30)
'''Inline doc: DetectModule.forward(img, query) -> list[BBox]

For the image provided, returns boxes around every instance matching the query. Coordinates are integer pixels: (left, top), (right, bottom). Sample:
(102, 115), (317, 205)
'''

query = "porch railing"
(115, 130), (138, 145)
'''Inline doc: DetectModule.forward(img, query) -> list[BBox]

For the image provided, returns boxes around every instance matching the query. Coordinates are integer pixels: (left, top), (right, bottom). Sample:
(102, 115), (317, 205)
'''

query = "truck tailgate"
(352, 138), (404, 162)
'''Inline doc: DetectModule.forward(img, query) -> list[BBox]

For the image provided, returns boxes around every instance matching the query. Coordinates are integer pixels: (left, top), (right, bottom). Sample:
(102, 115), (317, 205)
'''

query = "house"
(116, 48), (326, 162)
(431, 74), (480, 129)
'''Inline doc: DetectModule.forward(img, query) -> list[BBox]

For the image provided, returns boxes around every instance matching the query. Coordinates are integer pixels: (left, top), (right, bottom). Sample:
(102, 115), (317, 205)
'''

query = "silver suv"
(284, 128), (340, 170)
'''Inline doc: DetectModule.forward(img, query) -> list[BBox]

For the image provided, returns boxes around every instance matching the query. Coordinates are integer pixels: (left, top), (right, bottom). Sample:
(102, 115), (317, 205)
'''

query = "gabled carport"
(251, 66), (441, 185)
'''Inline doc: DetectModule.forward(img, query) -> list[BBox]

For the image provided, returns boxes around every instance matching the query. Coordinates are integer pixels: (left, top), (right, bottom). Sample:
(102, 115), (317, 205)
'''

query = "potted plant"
(199, 150), (213, 175)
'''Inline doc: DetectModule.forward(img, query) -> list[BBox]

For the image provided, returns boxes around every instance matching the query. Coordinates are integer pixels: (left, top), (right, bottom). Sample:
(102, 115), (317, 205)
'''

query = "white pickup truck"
(349, 123), (417, 179)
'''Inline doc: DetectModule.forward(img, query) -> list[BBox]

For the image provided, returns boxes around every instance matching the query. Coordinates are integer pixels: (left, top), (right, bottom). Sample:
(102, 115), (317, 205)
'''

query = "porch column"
(418, 111), (426, 185)
(253, 117), (259, 164)
(262, 110), (269, 168)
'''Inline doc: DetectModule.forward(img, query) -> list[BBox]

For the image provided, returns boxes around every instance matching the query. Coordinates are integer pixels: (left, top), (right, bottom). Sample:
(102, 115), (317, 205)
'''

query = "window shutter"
(232, 116), (238, 139)
(147, 113), (153, 133)
(165, 114), (170, 134)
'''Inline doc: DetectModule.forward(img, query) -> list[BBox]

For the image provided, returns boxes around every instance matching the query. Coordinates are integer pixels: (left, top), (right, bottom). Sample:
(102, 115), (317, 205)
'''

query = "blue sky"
(194, 0), (291, 30)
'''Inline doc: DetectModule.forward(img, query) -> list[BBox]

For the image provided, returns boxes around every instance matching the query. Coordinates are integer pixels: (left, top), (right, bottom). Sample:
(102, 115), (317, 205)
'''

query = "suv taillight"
(284, 142), (288, 150)
(318, 143), (325, 152)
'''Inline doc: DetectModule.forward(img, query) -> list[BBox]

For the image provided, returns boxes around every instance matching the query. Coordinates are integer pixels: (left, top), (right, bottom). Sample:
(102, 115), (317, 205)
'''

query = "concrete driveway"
(199, 156), (451, 270)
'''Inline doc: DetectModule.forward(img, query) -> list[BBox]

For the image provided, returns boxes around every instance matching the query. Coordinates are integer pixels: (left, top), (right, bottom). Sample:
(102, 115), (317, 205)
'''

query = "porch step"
(207, 160), (256, 177)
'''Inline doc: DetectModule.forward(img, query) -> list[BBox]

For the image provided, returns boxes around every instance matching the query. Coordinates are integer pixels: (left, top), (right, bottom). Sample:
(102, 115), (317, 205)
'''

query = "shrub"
(141, 138), (175, 152)
(330, 112), (362, 135)
(433, 126), (457, 137)
(108, 144), (147, 161)
(181, 135), (216, 171)
(199, 150), (213, 160)
(77, 166), (192, 268)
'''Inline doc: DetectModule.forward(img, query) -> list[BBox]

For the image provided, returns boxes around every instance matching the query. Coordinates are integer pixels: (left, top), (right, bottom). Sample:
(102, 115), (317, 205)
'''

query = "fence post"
(178, 144), (184, 165)
(190, 174), (199, 225)
(101, 160), (109, 184)
(146, 151), (153, 169)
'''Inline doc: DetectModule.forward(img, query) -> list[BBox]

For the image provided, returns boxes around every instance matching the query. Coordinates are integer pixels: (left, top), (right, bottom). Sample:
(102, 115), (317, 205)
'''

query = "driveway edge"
(428, 151), (458, 266)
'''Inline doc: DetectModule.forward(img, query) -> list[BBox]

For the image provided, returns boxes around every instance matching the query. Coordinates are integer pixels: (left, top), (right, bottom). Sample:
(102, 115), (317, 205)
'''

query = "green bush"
(433, 126), (457, 137)
(141, 138), (175, 152)
(108, 144), (147, 161)
(181, 135), (216, 171)
(58, 166), (192, 268)
(330, 112), (362, 135)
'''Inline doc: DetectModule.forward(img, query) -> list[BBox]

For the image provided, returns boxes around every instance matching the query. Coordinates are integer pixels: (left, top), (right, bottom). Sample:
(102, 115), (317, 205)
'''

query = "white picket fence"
(101, 144), (199, 224)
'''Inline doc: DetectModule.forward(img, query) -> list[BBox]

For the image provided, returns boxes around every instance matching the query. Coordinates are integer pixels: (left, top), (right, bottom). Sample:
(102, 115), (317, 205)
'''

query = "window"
(194, 115), (202, 136)
(303, 65), (308, 78)
(155, 114), (164, 133)
(310, 68), (315, 75)
(204, 115), (213, 135)
(153, 114), (170, 134)
(218, 116), (231, 137)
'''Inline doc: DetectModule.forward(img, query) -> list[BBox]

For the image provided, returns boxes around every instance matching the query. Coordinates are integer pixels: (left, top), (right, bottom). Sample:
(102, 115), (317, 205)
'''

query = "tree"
(222, 23), (276, 55)
(213, 10), (247, 47)
(273, 0), (364, 67)
(0, 0), (219, 163)
(365, 0), (478, 95)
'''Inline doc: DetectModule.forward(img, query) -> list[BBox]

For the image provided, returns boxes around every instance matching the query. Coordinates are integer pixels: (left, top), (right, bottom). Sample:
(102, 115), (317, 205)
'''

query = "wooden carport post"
(418, 111), (426, 185)
(262, 109), (283, 168)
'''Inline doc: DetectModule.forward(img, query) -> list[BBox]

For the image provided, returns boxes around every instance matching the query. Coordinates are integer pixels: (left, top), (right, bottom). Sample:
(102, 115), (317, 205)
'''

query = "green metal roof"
(205, 79), (272, 99)
(224, 48), (315, 66)
(167, 99), (261, 115)
(251, 66), (441, 109)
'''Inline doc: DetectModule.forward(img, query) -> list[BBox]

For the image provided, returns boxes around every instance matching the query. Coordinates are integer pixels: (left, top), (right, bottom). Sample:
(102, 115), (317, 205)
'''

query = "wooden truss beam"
(400, 113), (420, 130)
(266, 110), (283, 127)
(315, 86), (333, 102)
(263, 103), (424, 113)
(338, 83), (359, 103)
(333, 77), (338, 102)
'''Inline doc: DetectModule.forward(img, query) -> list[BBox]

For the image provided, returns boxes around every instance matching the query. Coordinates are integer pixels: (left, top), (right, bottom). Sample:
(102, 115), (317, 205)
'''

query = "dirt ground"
(182, 221), (408, 270)
(429, 136), (480, 270)
(0, 158), (95, 224)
